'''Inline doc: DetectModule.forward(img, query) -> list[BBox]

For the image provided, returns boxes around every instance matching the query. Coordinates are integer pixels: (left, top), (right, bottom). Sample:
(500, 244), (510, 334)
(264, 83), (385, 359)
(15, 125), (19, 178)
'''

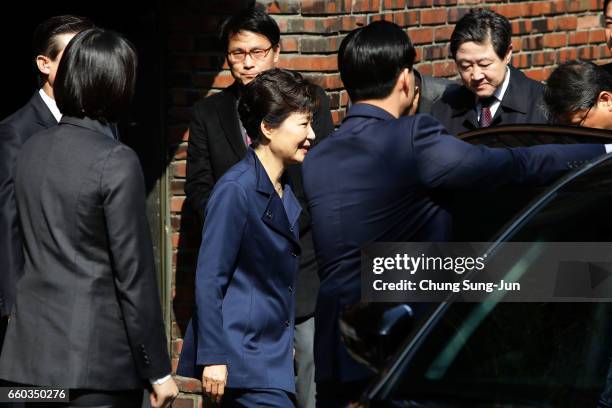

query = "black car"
(341, 125), (612, 408)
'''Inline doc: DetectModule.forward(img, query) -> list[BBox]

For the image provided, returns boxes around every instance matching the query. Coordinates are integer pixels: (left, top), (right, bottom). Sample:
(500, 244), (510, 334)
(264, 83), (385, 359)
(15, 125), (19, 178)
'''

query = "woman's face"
(266, 112), (315, 164)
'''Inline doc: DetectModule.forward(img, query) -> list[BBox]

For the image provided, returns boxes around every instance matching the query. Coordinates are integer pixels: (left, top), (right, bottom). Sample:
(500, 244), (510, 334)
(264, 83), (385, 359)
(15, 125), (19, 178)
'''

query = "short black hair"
(544, 60), (612, 121)
(338, 21), (416, 102)
(450, 9), (512, 60)
(219, 6), (280, 51)
(32, 15), (94, 60)
(238, 68), (319, 147)
(55, 28), (138, 124)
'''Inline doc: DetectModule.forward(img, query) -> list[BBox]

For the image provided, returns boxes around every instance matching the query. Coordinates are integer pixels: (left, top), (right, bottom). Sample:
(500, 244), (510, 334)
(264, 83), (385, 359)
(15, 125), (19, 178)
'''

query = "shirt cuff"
(149, 374), (172, 385)
(605, 144), (612, 154)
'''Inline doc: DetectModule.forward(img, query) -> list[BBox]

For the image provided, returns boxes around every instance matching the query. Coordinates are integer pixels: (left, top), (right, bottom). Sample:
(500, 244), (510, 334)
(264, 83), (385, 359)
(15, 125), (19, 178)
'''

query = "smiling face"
(455, 38), (512, 98)
(264, 112), (315, 164)
(226, 30), (280, 86)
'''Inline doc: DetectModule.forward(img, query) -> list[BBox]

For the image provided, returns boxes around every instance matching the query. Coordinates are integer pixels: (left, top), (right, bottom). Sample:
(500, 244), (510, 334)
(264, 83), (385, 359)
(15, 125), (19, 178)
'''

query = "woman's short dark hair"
(449, 9), (512, 60)
(544, 60), (612, 120)
(238, 68), (319, 147)
(220, 6), (280, 51)
(54, 28), (138, 124)
(338, 21), (416, 102)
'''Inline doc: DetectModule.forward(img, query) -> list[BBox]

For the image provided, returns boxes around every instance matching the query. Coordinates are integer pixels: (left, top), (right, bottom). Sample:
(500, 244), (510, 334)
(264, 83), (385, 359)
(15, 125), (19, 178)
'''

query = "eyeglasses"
(578, 104), (594, 127)
(227, 45), (275, 62)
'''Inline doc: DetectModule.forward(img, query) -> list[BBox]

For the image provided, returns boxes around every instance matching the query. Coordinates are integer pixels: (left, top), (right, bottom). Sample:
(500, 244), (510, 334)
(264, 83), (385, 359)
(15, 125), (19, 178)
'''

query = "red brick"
(512, 20), (533, 35)
(512, 53), (530, 68)
(530, 1), (553, 16)
(193, 72), (234, 89)
(577, 15), (601, 30)
(175, 376), (203, 394)
(171, 196), (185, 212)
(172, 162), (186, 179)
(558, 47), (580, 62)
(279, 54), (337, 71)
(448, 7), (470, 23)
(174, 145), (187, 160)
(433, 60), (457, 77)
(406, 0), (433, 6)
(172, 232), (180, 248)
(420, 9), (447, 25)
(524, 67), (552, 82)
(173, 397), (195, 408)
(434, 0), (458, 4)
(392, 11), (419, 27)
(434, 26), (454, 42)
(512, 38), (522, 52)
(542, 32), (566, 48)
(265, 1), (300, 14)
(569, 31), (589, 45)
(493, 3), (530, 19)
(383, 0), (407, 9)
(554, 16), (578, 31)
(352, 0), (380, 12)
(306, 73), (344, 90)
(408, 27), (433, 44)
(280, 37), (299, 52)
(550, 0), (567, 13)
(567, 0), (594, 13)
(340, 90), (350, 106)
(300, 36), (344, 53)
(589, 29), (606, 43)
(341, 15), (368, 31)
(302, 0), (350, 14)
(414, 62), (433, 76)
(171, 179), (185, 195)
(331, 110), (346, 126)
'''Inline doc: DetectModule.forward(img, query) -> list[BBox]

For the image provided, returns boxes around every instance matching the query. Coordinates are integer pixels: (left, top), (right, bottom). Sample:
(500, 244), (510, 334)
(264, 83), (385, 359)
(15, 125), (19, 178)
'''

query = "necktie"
(479, 96), (496, 128)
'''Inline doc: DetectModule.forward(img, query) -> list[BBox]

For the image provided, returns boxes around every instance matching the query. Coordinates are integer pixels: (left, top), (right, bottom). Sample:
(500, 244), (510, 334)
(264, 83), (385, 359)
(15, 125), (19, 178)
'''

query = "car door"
(365, 128), (612, 408)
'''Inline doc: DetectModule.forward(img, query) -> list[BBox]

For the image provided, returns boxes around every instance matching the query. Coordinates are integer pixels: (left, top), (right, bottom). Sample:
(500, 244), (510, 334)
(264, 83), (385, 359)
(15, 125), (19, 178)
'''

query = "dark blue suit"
(178, 149), (301, 395)
(302, 104), (605, 388)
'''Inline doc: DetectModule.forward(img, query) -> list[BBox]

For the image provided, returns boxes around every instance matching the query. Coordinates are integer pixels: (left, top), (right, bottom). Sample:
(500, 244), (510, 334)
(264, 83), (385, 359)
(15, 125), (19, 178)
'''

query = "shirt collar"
(38, 88), (62, 122)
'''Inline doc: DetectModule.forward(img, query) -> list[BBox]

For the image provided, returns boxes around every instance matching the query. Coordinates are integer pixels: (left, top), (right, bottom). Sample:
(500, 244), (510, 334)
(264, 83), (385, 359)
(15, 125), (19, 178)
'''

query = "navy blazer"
(0, 92), (57, 316)
(430, 65), (548, 136)
(302, 104), (605, 383)
(178, 149), (302, 393)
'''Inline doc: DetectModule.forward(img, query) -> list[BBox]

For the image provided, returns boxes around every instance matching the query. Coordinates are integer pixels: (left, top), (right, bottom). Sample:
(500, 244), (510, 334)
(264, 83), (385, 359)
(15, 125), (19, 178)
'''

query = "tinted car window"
(384, 156), (612, 407)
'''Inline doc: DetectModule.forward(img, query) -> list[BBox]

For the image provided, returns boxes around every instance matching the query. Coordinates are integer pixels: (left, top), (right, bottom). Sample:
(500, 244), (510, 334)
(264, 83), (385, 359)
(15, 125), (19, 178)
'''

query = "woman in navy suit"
(178, 68), (319, 406)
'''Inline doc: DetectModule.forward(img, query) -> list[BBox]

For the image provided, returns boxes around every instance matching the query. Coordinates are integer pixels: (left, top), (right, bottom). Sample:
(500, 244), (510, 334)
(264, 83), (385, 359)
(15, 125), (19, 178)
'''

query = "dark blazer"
(178, 149), (301, 393)
(0, 92), (57, 317)
(415, 70), (460, 115)
(184, 81), (334, 318)
(301, 103), (605, 384)
(0, 116), (170, 389)
(430, 65), (548, 136)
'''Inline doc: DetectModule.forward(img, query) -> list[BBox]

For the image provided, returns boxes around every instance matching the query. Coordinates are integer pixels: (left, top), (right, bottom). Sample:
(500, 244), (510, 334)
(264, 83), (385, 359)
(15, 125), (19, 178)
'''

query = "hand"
(202, 364), (228, 403)
(150, 377), (179, 408)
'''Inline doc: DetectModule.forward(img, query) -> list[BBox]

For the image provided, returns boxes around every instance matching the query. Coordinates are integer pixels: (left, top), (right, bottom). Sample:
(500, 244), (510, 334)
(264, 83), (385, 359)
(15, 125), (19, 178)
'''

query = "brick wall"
(166, 0), (609, 405)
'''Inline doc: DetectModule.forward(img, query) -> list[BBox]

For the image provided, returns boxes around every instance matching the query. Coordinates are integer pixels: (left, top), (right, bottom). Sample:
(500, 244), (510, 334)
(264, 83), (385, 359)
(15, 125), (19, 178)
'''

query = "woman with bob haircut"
(0, 28), (178, 408)
(177, 68), (319, 407)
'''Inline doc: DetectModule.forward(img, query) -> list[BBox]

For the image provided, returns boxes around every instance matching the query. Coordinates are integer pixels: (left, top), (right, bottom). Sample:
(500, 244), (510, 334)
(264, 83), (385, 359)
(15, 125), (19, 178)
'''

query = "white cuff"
(149, 374), (172, 385)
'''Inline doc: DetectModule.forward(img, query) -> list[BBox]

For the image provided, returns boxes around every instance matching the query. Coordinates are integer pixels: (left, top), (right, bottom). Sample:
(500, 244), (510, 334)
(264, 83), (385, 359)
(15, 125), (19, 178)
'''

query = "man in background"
(431, 9), (547, 135)
(0, 15), (93, 346)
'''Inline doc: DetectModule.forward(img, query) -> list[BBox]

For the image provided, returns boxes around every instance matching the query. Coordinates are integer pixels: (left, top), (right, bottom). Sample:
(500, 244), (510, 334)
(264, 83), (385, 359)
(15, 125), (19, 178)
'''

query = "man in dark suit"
(431, 9), (547, 135)
(544, 60), (612, 129)
(302, 20), (608, 407)
(184, 7), (334, 408)
(0, 15), (93, 345)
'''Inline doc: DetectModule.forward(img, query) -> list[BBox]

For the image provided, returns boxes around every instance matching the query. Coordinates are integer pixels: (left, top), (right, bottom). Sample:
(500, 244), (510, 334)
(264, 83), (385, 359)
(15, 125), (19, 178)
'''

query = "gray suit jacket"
(0, 116), (170, 389)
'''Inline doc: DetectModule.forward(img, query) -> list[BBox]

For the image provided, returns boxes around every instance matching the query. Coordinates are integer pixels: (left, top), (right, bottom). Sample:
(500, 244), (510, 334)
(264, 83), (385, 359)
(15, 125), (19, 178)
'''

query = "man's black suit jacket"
(431, 65), (548, 136)
(184, 82), (334, 319)
(0, 92), (57, 317)
(0, 116), (170, 388)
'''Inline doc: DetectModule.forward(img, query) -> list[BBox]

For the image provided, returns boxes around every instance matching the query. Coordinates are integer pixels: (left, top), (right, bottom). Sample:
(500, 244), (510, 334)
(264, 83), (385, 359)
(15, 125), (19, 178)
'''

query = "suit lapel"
(492, 66), (527, 125)
(449, 88), (479, 131)
(251, 150), (301, 251)
(216, 83), (247, 159)
(31, 92), (59, 128)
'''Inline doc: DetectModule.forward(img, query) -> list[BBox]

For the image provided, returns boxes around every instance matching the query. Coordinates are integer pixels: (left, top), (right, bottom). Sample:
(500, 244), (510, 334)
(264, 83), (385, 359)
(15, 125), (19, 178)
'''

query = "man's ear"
(598, 91), (612, 109)
(503, 44), (513, 65)
(272, 44), (281, 64)
(36, 55), (51, 76)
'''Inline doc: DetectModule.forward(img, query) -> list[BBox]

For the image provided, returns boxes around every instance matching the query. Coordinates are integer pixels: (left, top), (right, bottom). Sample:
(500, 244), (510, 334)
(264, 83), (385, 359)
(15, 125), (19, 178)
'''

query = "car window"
(385, 156), (612, 407)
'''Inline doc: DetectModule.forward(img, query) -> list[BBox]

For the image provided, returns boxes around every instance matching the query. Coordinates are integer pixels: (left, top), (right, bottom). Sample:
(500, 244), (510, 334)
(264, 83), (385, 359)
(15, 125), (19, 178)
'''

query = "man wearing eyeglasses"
(181, 6), (333, 408)
(544, 60), (612, 129)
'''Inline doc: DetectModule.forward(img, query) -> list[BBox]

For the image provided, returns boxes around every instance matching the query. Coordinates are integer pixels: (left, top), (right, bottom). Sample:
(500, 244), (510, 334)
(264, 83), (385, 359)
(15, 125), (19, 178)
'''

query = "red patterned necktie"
(479, 97), (496, 128)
